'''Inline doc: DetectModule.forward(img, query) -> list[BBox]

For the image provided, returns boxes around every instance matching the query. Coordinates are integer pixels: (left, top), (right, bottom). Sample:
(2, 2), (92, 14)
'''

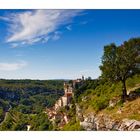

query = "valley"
(0, 75), (140, 131)
(0, 37), (140, 131)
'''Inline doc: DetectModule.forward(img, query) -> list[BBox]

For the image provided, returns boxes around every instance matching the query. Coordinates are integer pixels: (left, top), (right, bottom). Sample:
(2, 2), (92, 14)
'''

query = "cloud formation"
(1, 10), (82, 46)
(0, 61), (27, 71)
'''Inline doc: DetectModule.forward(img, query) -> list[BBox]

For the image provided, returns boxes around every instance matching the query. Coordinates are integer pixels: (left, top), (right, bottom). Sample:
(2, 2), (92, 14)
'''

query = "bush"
(62, 119), (83, 131)
(92, 96), (109, 112)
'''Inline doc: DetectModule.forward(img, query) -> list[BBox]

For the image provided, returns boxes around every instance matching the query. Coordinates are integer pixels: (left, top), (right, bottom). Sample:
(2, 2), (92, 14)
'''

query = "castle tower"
(64, 83), (73, 95)
(63, 82), (73, 106)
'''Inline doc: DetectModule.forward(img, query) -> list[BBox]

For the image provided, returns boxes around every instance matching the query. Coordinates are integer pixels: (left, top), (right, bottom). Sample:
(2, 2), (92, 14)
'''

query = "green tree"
(100, 38), (140, 102)
(30, 113), (52, 131)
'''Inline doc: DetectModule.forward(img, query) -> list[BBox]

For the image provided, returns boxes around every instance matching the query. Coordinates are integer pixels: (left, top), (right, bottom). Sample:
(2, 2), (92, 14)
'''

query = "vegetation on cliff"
(62, 38), (140, 130)
(0, 80), (64, 130)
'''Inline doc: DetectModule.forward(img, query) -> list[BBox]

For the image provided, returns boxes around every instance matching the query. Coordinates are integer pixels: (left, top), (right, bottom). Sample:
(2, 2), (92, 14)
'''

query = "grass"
(77, 74), (140, 121)
(103, 98), (140, 121)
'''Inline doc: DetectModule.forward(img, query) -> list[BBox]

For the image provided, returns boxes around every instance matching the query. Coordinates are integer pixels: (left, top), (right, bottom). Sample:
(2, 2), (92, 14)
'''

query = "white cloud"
(2, 10), (83, 46)
(0, 61), (27, 71)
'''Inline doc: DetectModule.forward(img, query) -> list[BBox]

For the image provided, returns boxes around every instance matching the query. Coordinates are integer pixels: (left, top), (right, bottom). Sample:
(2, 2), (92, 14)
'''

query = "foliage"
(92, 96), (109, 112)
(0, 79), (63, 113)
(62, 118), (83, 131)
(30, 113), (53, 131)
(0, 110), (28, 131)
(100, 38), (140, 101)
(126, 74), (140, 88)
(76, 74), (140, 112)
(0, 110), (53, 131)
(0, 79), (63, 130)
(74, 79), (100, 102)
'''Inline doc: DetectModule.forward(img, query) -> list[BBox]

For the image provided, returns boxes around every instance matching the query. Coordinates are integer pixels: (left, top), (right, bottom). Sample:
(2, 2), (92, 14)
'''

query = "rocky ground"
(76, 98), (140, 131)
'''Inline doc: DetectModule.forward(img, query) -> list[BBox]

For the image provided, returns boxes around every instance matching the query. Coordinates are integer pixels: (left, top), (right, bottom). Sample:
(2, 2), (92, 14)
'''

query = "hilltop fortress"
(45, 76), (84, 128)
(55, 76), (84, 110)
(54, 82), (73, 110)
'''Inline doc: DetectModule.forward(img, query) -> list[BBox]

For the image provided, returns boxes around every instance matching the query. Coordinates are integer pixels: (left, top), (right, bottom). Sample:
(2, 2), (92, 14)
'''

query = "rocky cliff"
(76, 104), (140, 131)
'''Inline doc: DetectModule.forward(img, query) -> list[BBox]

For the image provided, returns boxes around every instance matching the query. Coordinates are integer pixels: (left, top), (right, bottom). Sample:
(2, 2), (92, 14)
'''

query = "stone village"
(45, 76), (84, 128)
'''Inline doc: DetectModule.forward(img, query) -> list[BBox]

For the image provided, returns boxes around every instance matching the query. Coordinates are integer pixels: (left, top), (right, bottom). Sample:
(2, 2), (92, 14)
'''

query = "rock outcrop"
(76, 106), (140, 131)
(80, 113), (119, 130)
(118, 119), (140, 131)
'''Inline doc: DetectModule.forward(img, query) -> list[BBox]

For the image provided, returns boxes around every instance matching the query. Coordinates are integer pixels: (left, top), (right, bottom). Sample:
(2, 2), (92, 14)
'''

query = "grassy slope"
(104, 98), (140, 121)
(77, 74), (140, 120)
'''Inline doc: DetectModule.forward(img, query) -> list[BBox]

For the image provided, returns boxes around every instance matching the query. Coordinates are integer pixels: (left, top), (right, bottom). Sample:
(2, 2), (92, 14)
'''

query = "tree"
(30, 113), (53, 130)
(100, 38), (140, 102)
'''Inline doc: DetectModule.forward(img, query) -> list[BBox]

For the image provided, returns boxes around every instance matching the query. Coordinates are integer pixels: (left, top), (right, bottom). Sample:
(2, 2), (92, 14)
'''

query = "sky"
(0, 9), (140, 80)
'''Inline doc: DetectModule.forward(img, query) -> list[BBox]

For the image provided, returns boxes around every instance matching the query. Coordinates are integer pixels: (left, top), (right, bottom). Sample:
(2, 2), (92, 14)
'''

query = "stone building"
(54, 82), (73, 110)
(46, 76), (85, 127)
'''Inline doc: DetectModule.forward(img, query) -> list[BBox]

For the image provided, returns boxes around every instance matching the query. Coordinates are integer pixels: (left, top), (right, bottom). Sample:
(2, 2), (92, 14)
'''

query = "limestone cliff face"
(76, 105), (140, 131)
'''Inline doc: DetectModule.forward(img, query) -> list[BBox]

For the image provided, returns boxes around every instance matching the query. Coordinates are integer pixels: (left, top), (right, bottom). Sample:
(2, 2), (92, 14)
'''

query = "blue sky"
(0, 10), (140, 80)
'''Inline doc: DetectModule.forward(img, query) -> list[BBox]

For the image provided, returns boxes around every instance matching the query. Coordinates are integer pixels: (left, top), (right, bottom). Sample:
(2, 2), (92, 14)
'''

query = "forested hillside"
(0, 80), (64, 130)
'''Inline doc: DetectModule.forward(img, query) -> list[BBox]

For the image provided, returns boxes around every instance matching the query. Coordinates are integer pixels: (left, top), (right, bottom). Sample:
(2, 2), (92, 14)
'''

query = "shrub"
(92, 96), (109, 112)
(62, 119), (83, 131)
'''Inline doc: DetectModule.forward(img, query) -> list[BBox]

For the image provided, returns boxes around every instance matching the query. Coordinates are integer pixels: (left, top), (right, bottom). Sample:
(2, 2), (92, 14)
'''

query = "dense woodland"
(0, 80), (64, 130)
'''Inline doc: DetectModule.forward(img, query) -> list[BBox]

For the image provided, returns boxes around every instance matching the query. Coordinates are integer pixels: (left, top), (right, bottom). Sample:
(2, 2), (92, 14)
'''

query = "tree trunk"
(121, 80), (127, 102)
